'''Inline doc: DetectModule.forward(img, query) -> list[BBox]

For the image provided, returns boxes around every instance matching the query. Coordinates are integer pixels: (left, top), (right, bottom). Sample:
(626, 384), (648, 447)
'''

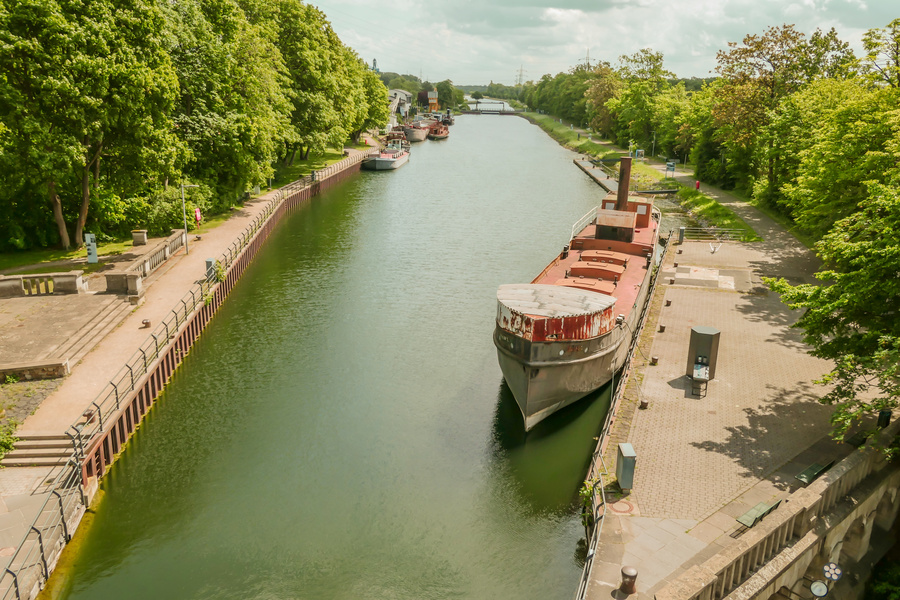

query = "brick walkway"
(583, 189), (843, 597)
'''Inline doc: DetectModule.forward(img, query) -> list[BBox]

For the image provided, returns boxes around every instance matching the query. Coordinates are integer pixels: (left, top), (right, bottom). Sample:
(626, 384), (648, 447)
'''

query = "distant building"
(389, 89), (412, 117)
(427, 90), (439, 112)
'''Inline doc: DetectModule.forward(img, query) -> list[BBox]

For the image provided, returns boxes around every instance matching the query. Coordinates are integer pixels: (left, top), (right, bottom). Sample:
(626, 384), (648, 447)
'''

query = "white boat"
(361, 141), (410, 171)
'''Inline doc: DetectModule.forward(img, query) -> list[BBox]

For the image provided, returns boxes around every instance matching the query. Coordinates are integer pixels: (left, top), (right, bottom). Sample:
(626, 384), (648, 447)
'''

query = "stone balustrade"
(106, 229), (185, 300)
(0, 271), (86, 298)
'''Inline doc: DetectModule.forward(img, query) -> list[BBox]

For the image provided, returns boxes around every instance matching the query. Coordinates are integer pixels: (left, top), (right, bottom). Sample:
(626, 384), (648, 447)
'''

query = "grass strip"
(520, 112), (618, 158)
(675, 188), (761, 241)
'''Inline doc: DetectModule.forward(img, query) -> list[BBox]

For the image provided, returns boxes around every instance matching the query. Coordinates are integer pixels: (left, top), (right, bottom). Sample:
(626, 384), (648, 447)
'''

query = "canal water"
(56, 115), (620, 600)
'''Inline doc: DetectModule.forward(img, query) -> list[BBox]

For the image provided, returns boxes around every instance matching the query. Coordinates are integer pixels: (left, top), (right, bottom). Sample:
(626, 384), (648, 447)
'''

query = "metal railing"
(570, 207), (598, 241)
(574, 229), (672, 600)
(0, 459), (85, 600)
(0, 149), (370, 600)
(680, 227), (747, 242)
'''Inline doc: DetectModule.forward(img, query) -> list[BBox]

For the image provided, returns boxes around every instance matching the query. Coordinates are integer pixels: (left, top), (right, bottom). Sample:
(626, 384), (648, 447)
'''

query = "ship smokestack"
(616, 156), (632, 211)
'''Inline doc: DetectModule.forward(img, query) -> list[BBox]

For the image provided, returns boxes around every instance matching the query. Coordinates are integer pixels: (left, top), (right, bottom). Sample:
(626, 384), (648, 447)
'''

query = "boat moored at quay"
(361, 139), (410, 171)
(403, 123), (428, 142)
(493, 157), (660, 430)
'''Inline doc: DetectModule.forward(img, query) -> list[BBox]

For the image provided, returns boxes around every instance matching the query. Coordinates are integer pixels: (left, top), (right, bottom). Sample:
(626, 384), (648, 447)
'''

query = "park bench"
(795, 460), (835, 485)
(736, 499), (782, 529)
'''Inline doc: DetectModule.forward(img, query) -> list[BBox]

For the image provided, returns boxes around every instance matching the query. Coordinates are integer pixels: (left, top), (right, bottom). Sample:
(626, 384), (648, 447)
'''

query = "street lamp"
(180, 183), (199, 255)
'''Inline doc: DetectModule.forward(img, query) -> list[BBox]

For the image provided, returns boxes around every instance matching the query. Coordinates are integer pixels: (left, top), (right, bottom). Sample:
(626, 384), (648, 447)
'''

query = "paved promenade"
(579, 150), (848, 596)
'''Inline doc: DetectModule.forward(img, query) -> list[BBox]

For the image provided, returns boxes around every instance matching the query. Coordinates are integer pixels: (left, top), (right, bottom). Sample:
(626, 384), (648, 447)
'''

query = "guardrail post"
(30, 526), (48, 580)
(52, 490), (70, 541)
(127, 364), (134, 389)
(92, 401), (103, 432)
(5, 567), (20, 599)
(111, 381), (120, 410)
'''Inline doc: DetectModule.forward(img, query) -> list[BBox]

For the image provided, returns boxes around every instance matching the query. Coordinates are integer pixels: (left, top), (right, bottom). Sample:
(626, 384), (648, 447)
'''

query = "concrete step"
(11, 439), (72, 450)
(1, 456), (71, 467)
(16, 434), (71, 442)
(37, 296), (118, 359)
(4, 449), (71, 459)
(55, 297), (133, 366)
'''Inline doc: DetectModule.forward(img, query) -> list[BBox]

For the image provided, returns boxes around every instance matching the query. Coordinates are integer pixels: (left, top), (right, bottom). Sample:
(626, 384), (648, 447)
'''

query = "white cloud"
(313, 0), (895, 83)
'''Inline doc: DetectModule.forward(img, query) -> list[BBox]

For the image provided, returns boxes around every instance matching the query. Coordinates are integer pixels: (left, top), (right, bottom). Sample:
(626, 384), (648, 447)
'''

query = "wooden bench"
(795, 460), (834, 485)
(736, 499), (782, 529)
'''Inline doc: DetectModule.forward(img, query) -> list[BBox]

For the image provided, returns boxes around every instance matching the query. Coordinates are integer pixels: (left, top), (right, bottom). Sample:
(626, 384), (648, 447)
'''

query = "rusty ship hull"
(494, 157), (658, 430)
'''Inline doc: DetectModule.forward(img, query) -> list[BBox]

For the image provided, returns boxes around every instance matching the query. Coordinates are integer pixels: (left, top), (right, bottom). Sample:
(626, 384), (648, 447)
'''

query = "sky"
(311, 0), (897, 85)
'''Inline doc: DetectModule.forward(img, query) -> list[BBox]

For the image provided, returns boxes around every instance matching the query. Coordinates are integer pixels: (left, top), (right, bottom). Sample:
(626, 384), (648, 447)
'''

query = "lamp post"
(180, 183), (199, 255)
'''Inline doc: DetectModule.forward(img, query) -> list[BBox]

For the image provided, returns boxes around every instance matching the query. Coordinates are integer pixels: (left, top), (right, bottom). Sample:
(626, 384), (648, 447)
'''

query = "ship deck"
(531, 220), (658, 322)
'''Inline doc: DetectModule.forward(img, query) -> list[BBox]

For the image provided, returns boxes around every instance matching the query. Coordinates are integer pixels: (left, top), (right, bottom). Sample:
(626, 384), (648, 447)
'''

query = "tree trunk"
(74, 165), (90, 246)
(74, 141), (103, 246)
(93, 155), (100, 191)
(288, 147), (297, 166)
(303, 147), (310, 160)
(48, 180), (71, 249)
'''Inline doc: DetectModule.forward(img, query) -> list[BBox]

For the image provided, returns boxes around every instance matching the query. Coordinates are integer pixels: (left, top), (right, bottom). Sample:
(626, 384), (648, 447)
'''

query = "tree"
(435, 79), (455, 108)
(713, 25), (855, 199)
(585, 62), (621, 138)
(0, 0), (180, 248)
(861, 18), (900, 88)
(775, 83), (898, 236)
(347, 58), (389, 143)
(768, 179), (900, 447)
(471, 91), (483, 100)
(606, 50), (674, 147)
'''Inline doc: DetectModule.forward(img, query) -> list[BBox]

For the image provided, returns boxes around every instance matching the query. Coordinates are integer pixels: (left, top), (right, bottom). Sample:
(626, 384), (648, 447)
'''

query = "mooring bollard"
(620, 566), (638, 594)
(659, 324), (666, 333)
(665, 299), (672, 307)
(650, 356), (659, 366)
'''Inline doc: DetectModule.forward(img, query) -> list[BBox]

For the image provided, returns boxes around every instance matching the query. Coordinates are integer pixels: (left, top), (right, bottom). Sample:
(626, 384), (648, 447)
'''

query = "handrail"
(0, 149), (369, 600)
(570, 207), (598, 241)
(680, 227), (746, 242)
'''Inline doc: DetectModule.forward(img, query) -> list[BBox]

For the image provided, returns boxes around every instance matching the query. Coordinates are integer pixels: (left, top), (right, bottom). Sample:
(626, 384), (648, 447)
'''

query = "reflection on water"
(59, 115), (618, 600)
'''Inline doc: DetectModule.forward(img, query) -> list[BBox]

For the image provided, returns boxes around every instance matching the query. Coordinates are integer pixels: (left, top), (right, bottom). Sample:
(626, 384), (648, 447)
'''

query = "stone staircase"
(39, 294), (133, 367)
(1, 435), (73, 468)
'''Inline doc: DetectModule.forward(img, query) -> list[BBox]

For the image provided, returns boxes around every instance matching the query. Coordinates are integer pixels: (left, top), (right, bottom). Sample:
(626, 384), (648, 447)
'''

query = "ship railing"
(570, 207), (598, 241)
(573, 229), (673, 600)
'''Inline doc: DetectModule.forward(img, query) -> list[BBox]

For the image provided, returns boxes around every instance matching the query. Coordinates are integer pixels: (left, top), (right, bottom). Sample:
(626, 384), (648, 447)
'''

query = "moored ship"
(427, 122), (449, 140)
(493, 157), (660, 430)
(361, 139), (410, 171)
(403, 123), (428, 142)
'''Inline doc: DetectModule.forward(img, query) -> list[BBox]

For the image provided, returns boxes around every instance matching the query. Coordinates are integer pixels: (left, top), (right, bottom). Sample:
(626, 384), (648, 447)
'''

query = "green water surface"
(57, 115), (616, 600)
